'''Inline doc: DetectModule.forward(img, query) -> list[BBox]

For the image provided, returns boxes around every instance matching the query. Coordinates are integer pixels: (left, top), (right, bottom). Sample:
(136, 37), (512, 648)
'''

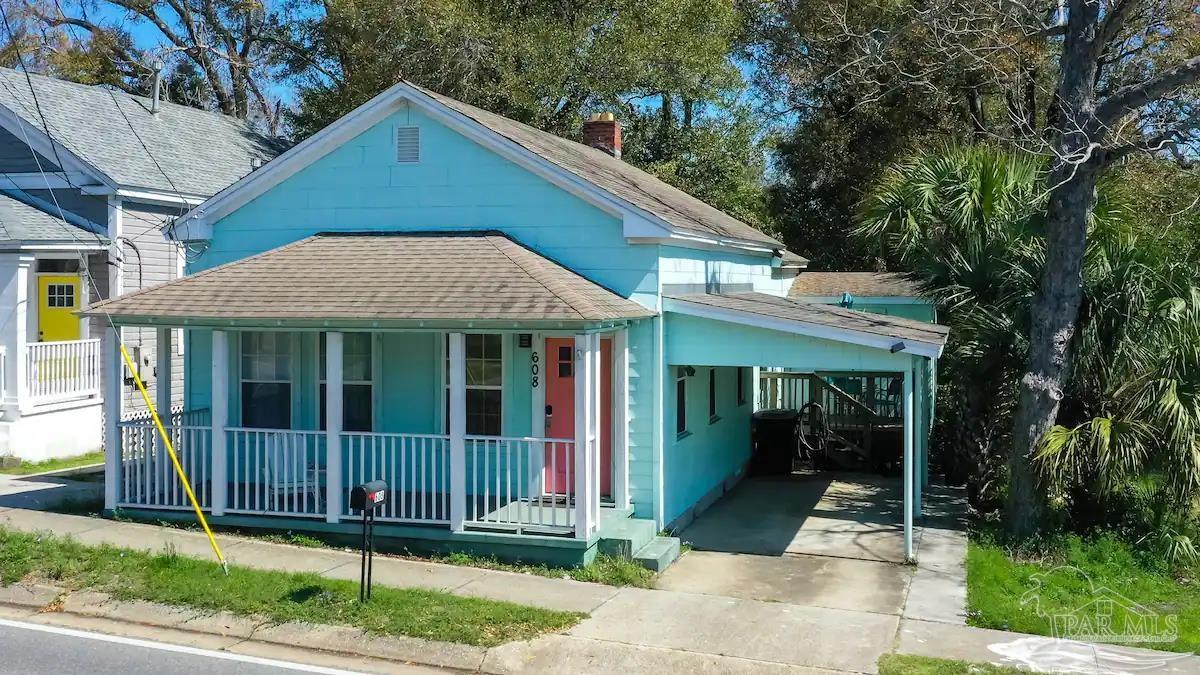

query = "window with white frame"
(241, 332), (292, 429)
(676, 367), (688, 437)
(320, 332), (373, 432)
(445, 334), (503, 436)
(708, 368), (719, 423)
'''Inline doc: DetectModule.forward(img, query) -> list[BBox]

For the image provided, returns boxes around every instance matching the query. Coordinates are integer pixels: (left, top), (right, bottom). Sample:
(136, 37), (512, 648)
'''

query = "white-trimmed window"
(241, 332), (292, 429)
(676, 367), (688, 437)
(708, 368), (719, 423)
(445, 334), (503, 436)
(320, 332), (374, 432)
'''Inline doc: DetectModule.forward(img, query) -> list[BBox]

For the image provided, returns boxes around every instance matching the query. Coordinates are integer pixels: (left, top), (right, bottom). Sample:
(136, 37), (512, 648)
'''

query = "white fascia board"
(794, 295), (934, 305)
(0, 242), (106, 251)
(0, 105), (114, 190)
(0, 172), (97, 190)
(627, 233), (780, 260)
(90, 186), (207, 207)
(663, 297), (944, 359)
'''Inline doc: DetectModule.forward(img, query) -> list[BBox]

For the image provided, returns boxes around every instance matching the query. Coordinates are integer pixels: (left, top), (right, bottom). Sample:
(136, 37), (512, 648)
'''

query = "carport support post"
(902, 364), (915, 562)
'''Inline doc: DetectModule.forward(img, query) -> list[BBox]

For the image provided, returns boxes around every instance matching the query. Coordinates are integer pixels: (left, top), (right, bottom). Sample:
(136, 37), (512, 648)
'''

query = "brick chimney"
(583, 112), (622, 158)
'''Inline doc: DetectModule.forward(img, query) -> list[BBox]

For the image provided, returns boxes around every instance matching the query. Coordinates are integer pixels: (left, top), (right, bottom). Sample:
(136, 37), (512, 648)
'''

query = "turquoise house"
(89, 83), (947, 568)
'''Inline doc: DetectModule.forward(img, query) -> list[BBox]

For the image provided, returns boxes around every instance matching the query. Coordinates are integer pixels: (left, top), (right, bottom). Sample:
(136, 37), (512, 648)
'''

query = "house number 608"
(530, 351), (540, 388)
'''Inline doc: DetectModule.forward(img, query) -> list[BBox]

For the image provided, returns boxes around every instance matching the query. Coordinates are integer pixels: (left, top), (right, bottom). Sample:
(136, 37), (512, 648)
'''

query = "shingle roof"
(84, 232), (654, 323)
(0, 192), (106, 244)
(789, 272), (924, 298)
(0, 68), (285, 196)
(414, 85), (795, 254)
(666, 292), (948, 348)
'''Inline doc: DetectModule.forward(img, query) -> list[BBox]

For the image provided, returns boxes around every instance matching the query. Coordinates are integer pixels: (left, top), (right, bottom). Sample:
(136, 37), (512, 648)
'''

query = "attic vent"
(396, 126), (420, 163)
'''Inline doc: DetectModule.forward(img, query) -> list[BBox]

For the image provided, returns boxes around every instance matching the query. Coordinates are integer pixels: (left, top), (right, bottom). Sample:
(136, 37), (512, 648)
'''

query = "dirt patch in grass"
(0, 527), (581, 646)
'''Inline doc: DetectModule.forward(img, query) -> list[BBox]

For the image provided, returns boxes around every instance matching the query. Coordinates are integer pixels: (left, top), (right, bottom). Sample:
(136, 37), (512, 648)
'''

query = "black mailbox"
(350, 480), (388, 511)
(351, 480), (388, 602)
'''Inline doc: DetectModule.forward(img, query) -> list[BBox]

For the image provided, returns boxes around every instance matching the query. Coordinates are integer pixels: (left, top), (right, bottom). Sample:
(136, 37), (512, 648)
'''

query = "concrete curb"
(0, 583), (485, 672)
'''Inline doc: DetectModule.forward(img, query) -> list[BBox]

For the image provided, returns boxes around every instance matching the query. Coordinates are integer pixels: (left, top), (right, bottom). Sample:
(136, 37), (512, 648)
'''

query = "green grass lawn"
(0, 451), (105, 476)
(967, 533), (1199, 653)
(0, 527), (581, 646)
(878, 654), (1026, 675)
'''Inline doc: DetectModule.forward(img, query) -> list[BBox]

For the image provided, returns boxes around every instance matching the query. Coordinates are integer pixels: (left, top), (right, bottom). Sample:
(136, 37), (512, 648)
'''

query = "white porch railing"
(114, 425), (595, 537)
(342, 432), (451, 524)
(27, 338), (102, 405)
(227, 428), (326, 517)
(117, 419), (211, 510)
(465, 435), (576, 534)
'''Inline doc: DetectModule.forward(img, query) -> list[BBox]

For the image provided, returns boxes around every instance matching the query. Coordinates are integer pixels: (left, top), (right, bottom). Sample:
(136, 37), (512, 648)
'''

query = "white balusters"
(26, 338), (101, 405)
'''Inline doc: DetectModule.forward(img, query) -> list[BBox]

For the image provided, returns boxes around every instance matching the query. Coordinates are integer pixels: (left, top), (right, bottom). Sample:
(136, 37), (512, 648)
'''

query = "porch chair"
(263, 433), (323, 514)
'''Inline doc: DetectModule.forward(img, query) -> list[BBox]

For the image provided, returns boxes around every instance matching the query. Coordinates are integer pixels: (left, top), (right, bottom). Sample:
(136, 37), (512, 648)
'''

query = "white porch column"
(324, 331), (344, 523)
(448, 332), (466, 532)
(103, 325), (123, 511)
(612, 329), (630, 510)
(574, 333), (597, 539)
(210, 330), (229, 516)
(13, 255), (31, 414)
(156, 328), (172, 420)
(589, 334), (601, 523)
(902, 364), (915, 562)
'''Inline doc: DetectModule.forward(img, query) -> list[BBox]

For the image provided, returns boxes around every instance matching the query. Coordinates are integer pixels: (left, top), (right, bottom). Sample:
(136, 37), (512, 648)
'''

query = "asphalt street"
(0, 618), (366, 674)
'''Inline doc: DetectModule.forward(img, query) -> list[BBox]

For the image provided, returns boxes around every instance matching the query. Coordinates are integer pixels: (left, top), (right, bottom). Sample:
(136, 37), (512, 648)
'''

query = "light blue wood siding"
(663, 365), (751, 525)
(192, 105), (658, 306)
(184, 105), (668, 517)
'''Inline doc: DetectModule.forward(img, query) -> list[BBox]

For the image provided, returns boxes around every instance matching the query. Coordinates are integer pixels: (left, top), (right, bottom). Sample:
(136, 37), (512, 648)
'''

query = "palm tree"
(858, 145), (1199, 557)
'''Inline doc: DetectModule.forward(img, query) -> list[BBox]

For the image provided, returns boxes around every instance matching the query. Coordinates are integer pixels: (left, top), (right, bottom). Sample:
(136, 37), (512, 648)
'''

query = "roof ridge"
(484, 234), (602, 320)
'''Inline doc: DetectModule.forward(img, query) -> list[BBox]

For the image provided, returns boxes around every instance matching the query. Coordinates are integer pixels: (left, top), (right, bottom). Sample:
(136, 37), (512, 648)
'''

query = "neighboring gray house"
(0, 67), (281, 461)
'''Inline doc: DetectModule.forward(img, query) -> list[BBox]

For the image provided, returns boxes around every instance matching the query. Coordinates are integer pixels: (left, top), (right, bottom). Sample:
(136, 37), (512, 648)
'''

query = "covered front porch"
(88, 232), (656, 560)
(107, 328), (621, 542)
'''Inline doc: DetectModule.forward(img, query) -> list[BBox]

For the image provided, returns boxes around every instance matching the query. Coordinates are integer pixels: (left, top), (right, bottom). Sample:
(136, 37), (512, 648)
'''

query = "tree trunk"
(1005, 0), (1104, 540)
(1006, 156), (1101, 538)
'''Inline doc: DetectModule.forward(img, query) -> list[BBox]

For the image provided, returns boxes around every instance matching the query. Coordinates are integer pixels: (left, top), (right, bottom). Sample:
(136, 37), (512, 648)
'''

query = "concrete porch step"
(597, 516), (657, 558)
(633, 535), (681, 572)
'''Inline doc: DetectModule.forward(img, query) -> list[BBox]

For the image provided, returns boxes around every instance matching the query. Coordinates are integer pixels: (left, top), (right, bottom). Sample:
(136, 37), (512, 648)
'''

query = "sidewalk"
(3, 504), (1197, 674)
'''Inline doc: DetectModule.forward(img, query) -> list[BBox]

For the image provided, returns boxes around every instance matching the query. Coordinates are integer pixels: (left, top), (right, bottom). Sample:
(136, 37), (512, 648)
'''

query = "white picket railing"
(342, 432), (451, 524)
(226, 428), (326, 517)
(116, 424), (589, 537)
(117, 419), (211, 510)
(27, 338), (102, 405)
(464, 435), (576, 534)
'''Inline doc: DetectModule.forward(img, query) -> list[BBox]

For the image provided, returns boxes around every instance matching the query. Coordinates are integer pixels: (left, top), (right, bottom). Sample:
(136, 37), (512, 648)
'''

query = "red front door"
(544, 338), (613, 497)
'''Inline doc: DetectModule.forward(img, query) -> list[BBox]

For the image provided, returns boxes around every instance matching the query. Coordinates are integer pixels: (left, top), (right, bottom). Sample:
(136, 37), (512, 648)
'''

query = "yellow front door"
(38, 275), (82, 341)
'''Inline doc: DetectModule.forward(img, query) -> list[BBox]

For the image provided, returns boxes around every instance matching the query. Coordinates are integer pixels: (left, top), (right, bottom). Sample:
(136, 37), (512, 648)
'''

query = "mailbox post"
(349, 480), (387, 602)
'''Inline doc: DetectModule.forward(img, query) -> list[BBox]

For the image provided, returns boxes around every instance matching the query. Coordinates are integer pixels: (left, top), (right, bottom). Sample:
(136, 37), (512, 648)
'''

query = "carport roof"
(663, 292), (948, 358)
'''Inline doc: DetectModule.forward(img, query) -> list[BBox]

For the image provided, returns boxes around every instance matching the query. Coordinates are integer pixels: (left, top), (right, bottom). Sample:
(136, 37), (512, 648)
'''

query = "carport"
(661, 292), (948, 561)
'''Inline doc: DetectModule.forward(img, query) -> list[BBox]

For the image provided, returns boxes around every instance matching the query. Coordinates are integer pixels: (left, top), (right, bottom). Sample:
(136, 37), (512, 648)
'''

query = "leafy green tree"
(286, 0), (742, 137)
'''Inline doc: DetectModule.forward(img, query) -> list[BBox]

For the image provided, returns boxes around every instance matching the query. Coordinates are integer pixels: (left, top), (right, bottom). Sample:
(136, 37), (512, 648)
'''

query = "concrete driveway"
(658, 471), (914, 614)
(676, 471), (907, 562)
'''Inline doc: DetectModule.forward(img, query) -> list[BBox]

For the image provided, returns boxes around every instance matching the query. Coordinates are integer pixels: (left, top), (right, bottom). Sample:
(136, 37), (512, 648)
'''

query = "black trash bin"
(751, 409), (799, 476)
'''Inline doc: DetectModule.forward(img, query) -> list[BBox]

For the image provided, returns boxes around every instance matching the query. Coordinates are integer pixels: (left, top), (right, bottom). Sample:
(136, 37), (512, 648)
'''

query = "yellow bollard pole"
(119, 345), (228, 574)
